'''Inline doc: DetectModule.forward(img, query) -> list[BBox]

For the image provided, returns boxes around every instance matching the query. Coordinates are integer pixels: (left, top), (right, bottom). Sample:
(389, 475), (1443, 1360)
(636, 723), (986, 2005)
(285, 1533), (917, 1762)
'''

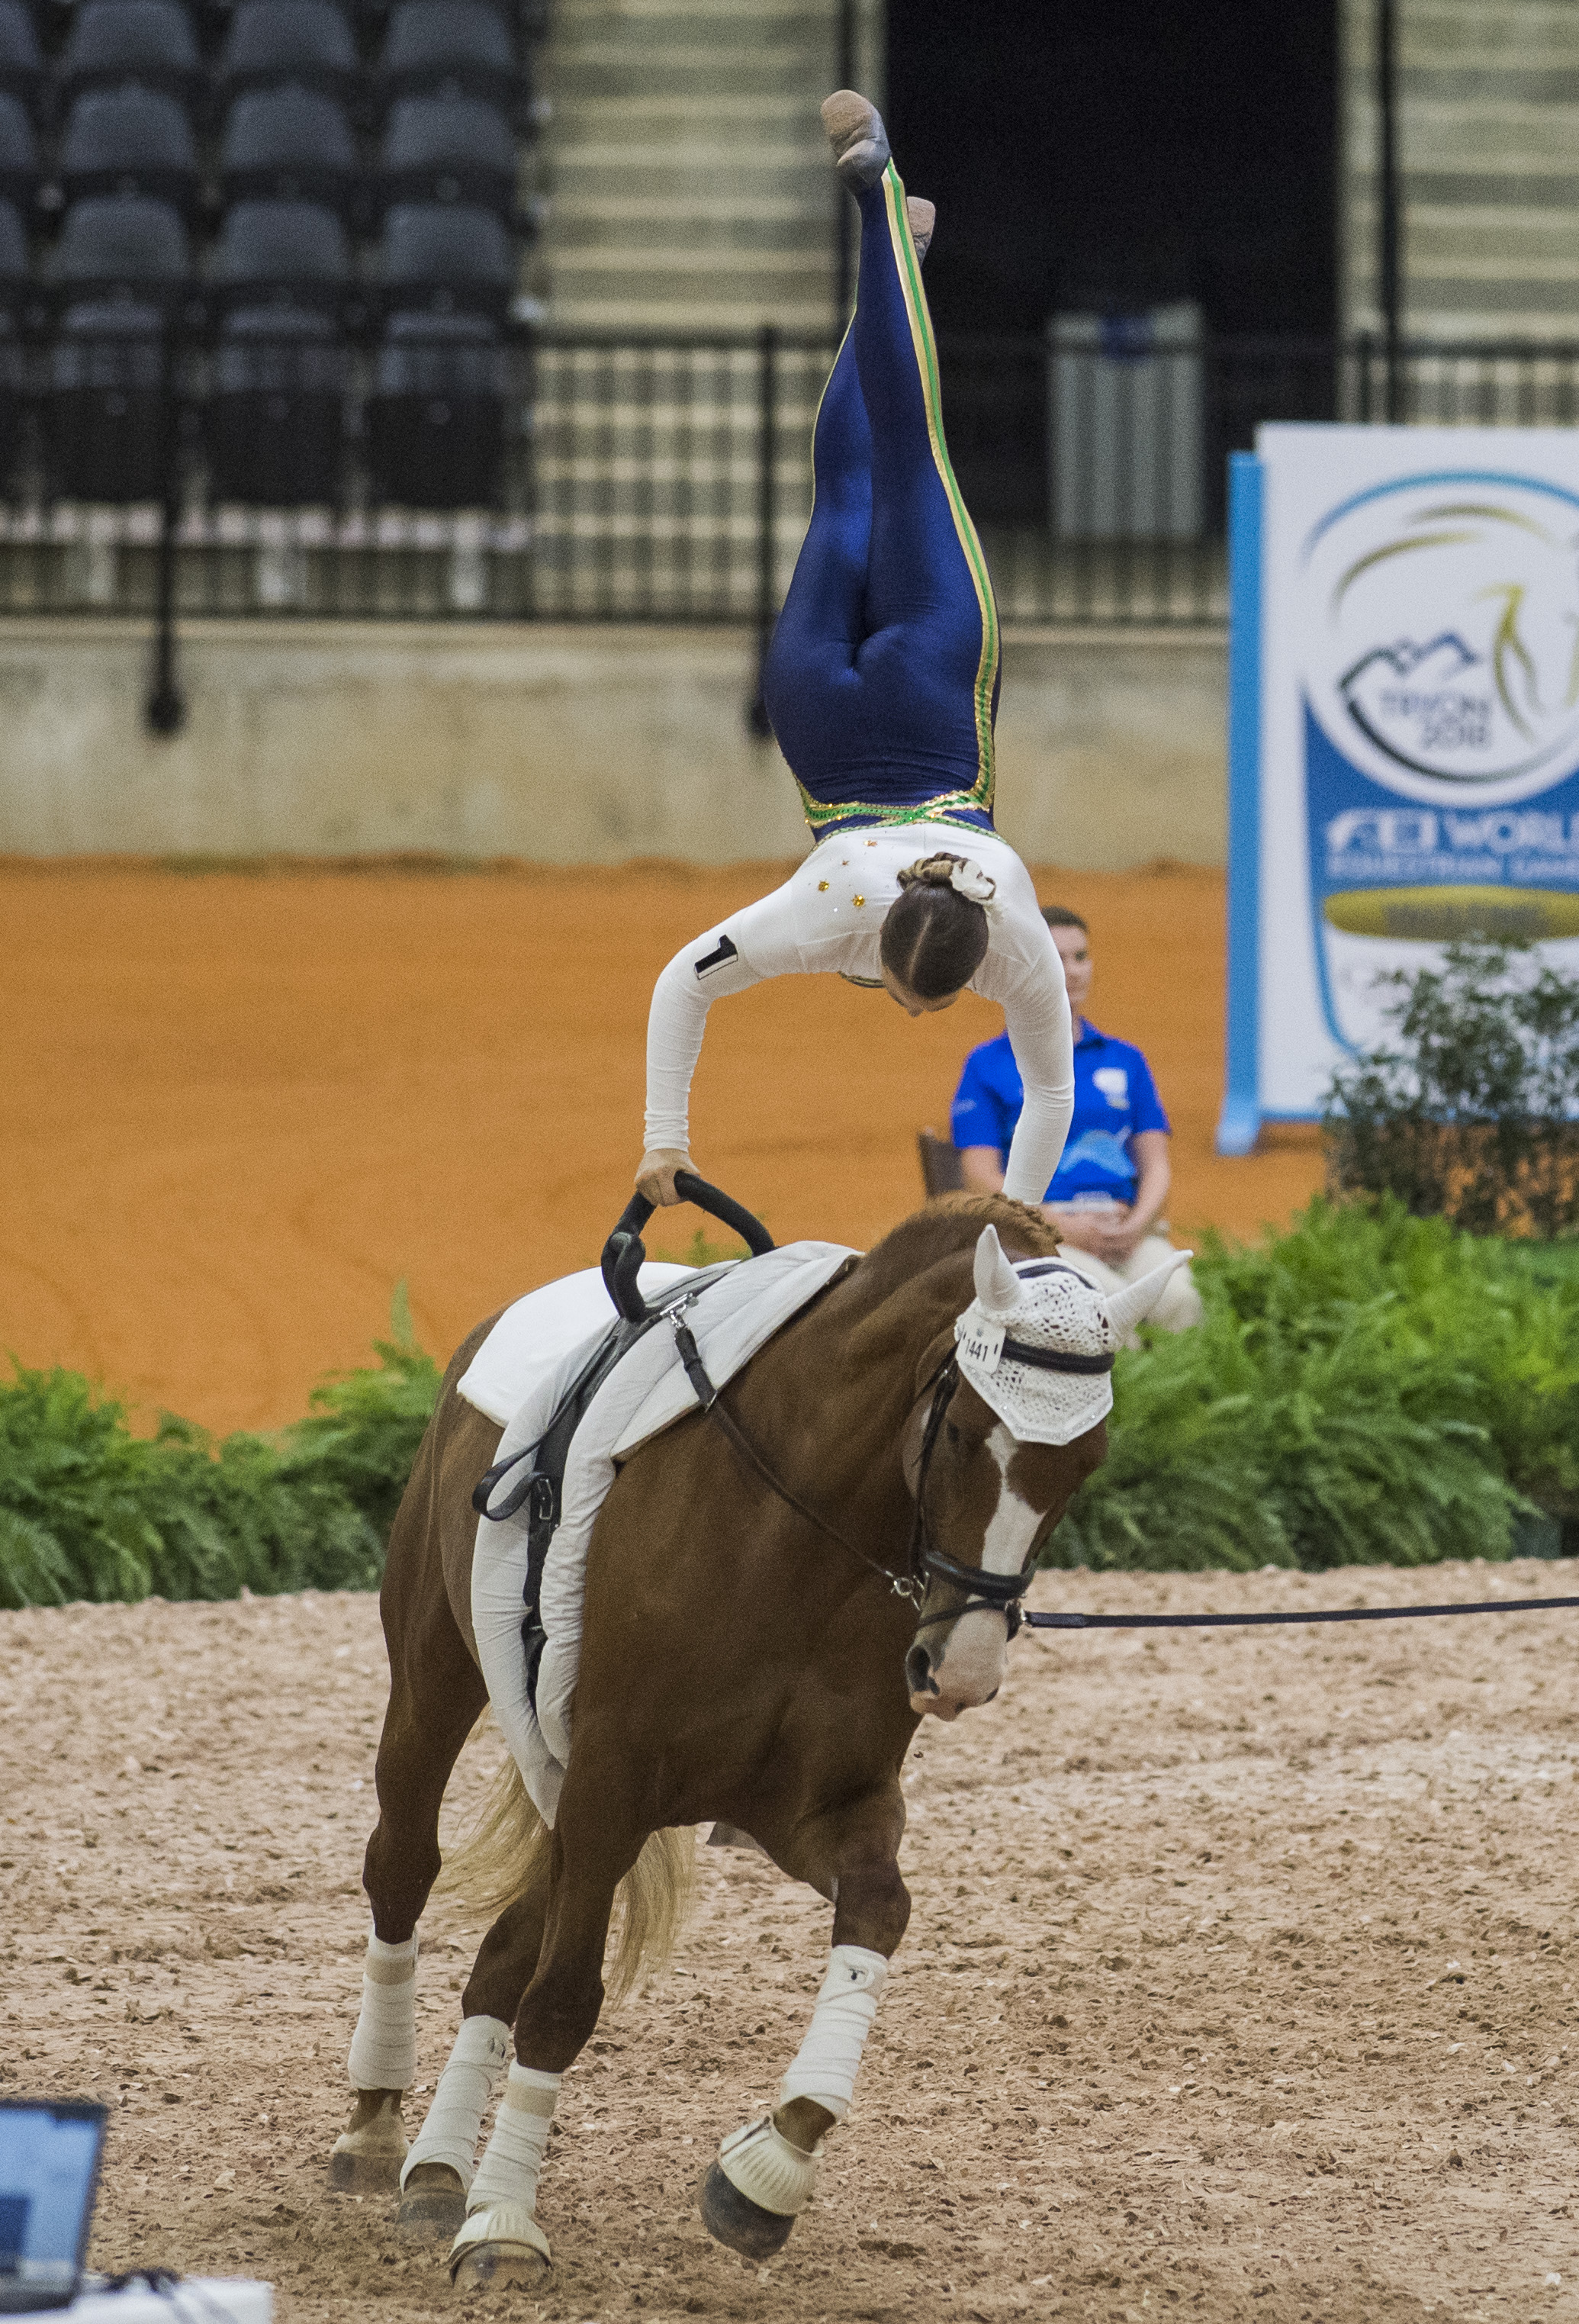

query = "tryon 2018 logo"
(1302, 472), (1579, 794)
(1296, 471), (1579, 1051)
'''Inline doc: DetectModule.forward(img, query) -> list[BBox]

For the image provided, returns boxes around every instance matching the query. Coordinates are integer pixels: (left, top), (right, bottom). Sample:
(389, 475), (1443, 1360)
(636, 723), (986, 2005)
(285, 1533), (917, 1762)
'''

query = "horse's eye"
(945, 1421), (960, 1445)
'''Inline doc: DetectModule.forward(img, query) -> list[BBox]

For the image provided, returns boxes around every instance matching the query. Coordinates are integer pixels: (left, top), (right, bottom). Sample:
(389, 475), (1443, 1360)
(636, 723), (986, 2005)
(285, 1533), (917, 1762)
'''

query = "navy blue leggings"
(762, 163), (1000, 841)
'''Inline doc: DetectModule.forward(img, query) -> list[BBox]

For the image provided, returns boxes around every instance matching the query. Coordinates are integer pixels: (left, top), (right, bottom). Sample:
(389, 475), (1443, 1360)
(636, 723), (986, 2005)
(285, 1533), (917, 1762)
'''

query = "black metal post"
(145, 320), (186, 736)
(833, 0), (857, 329)
(746, 321), (778, 739)
(1376, 0), (1403, 423)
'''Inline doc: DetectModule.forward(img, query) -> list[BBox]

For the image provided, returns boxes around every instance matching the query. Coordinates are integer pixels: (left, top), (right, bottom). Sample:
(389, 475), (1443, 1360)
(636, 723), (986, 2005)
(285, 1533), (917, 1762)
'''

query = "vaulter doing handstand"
(637, 92), (1075, 1211)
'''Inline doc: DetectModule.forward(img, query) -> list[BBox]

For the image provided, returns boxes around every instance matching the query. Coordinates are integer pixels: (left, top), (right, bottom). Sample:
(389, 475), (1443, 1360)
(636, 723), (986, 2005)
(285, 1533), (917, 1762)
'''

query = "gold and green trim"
(881, 159), (999, 815)
(795, 781), (993, 837)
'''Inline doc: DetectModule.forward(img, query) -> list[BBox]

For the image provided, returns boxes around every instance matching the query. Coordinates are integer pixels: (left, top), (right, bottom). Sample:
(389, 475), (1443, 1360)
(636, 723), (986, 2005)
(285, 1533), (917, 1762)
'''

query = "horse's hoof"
(449, 2204), (551, 2290)
(328, 2092), (407, 2194)
(699, 2161), (797, 2259)
(399, 2164), (468, 2241)
(326, 2142), (405, 2194)
(450, 2245), (551, 2292)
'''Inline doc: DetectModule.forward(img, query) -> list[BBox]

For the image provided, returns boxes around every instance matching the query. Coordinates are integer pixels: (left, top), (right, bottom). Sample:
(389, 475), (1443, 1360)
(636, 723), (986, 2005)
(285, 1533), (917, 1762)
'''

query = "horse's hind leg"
(396, 1885), (553, 2241)
(449, 1780), (645, 2288)
(328, 1440), (488, 2195)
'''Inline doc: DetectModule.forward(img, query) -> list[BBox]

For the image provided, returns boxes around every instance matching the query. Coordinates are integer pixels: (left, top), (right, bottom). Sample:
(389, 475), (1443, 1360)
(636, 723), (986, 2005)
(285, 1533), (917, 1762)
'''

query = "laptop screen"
(0, 2102), (106, 2306)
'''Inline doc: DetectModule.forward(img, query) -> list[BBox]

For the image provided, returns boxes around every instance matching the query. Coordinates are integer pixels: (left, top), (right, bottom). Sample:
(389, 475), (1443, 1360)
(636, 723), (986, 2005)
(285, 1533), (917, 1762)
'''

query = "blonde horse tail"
(439, 1739), (696, 2007)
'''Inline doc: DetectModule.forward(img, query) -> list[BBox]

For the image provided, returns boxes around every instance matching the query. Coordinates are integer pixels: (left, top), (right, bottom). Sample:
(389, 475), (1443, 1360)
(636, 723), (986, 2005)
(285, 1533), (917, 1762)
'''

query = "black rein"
(589, 1189), (1579, 1645)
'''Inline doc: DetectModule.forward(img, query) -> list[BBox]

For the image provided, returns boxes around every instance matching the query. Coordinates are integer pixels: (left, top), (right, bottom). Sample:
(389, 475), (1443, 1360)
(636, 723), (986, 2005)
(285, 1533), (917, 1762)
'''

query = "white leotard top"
(644, 826), (1074, 1206)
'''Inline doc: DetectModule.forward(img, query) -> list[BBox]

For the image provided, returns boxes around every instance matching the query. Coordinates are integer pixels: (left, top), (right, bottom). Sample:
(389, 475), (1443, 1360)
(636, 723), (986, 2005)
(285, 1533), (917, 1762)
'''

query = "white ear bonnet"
(953, 1225), (1192, 1447)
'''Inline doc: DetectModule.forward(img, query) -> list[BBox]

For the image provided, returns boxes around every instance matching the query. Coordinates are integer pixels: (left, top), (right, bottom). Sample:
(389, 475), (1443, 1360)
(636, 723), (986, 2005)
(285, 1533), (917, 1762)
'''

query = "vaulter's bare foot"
(821, 89), (891, 188)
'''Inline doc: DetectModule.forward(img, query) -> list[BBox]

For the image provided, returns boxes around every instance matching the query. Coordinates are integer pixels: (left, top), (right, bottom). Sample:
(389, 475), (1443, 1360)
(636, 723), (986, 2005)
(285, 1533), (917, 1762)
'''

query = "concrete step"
(552, 0), (830, 26)
(552, 17), (834, 53)
(546, 92), (827, 127)
(548, 290), (834, 330)
(552, 205), (831, 255)
(551, 250), (833, 298)
(548, 53), (834, 101)
(539, 0), (838, 326)
(552, 148), (827, 191)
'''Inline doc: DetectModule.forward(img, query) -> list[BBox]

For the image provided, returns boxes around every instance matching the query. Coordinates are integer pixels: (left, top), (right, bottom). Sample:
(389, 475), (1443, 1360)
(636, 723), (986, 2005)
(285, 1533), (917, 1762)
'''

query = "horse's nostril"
(905, 1643), (936, 1696)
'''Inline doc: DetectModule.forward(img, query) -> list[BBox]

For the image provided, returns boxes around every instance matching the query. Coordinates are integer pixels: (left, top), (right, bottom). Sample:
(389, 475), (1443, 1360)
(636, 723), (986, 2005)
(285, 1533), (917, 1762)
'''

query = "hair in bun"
(880, 852), (994, 999)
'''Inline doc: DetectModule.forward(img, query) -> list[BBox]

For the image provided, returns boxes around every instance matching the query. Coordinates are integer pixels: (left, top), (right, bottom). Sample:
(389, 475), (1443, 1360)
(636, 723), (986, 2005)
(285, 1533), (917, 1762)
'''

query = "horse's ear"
(973, 1224), (1022, 1319)
(914, 1326), (955, 1398)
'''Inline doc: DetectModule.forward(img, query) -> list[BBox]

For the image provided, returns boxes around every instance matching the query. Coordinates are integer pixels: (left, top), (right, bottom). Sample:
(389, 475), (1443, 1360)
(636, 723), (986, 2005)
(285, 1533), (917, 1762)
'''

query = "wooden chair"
(917, 1127), (964, 1197)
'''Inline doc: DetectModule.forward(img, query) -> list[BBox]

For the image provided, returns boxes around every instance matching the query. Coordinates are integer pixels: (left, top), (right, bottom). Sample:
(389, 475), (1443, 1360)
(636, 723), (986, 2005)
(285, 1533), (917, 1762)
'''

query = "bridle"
(669, 1266), (1114, 1643)
(591, 1178), (1109, 1651)
(907, 1303), (1114, 1640)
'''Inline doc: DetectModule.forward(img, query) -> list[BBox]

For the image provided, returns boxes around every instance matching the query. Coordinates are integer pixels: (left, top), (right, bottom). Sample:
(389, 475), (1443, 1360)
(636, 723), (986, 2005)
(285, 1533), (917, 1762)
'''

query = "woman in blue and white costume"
(637, 92), (1074, 1210)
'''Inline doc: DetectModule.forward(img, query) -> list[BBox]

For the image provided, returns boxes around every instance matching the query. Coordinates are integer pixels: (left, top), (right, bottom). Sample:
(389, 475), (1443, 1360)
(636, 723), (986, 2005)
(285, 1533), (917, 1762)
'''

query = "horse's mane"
(852, 1192), (1060, 1308)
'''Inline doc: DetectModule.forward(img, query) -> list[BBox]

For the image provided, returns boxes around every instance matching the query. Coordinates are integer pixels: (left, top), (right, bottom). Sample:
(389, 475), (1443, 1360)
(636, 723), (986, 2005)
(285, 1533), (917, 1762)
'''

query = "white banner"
(1218, 423), (1579, 1152)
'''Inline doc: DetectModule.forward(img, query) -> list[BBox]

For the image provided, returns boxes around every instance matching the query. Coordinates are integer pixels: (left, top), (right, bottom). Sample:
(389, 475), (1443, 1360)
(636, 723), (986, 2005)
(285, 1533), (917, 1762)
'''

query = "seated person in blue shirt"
(950, 904), (1201, 1336)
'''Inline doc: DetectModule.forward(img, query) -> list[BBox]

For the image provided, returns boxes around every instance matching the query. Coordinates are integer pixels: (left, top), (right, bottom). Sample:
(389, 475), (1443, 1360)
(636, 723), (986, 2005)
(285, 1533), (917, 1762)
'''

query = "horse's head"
(902, 1223), (1189, 1720)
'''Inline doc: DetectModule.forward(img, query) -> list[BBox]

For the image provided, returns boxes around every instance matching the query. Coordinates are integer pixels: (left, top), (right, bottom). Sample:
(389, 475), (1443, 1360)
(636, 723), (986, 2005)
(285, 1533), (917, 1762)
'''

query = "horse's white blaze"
(912, 1425), (1038, 1718)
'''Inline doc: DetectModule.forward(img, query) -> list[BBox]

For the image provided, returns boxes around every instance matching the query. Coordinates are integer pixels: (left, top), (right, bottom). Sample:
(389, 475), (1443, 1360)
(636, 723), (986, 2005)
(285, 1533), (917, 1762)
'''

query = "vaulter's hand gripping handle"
(600, 1171), (775, 1323)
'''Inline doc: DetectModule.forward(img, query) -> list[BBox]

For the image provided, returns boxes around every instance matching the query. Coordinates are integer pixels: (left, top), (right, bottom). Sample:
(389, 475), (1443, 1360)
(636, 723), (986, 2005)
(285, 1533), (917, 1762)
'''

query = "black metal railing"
(0, 327), (1577, 631)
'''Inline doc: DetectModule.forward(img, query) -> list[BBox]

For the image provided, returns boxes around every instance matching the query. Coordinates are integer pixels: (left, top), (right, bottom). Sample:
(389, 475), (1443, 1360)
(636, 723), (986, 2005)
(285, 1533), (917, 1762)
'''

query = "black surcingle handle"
(600, 1170), (774, 1325)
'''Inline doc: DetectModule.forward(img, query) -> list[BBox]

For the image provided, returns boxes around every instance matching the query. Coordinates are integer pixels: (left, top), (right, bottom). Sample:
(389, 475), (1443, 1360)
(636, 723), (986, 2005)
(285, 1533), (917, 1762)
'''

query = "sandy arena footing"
(5, 1561), (1575, 2323)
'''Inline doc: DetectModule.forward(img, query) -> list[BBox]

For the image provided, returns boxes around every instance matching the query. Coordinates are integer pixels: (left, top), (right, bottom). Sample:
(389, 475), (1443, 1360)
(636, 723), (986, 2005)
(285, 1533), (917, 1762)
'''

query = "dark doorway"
(886, 0), (1339, 522)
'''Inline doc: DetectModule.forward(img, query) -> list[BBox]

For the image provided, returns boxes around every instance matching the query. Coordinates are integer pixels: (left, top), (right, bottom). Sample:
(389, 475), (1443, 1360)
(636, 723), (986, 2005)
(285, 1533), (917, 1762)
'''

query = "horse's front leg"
(447, 1801), (641, 2292)
(701, 1788), (908, 2259)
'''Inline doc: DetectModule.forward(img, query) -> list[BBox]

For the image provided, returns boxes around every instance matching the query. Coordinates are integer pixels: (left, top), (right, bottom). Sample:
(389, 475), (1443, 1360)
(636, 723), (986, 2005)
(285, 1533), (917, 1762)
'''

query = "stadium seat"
(59, 86), (200, 214)
(220, 85), (358, 210)
(378, 200), (513, 318)
(46, 193), (186, 501)
(377, 1), (515, 108)
(218, 0), (359, 98)
(49, 298), (171, 501)
(0, 200), (28, 475)
(49, 192), (191, 294)
(366, 308), (505, 507)
(209, 299), (346, 502)
(56, 0), (201, 101)
(211, 196), (351, 308)
(377, 93), (516, 218)
(0, 307), (21, 490)
(916, 1128), (965, 1196)
(0, 0), (41, 111)
(0, 193), (27, 301)
(0, 89), (38, 210)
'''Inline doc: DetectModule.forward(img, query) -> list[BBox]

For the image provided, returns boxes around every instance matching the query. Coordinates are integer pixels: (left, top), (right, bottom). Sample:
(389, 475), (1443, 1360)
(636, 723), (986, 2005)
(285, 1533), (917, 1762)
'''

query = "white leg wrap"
(400, 2015), (511, 2193)
(465, 2063), (561, 2219)
(346, 1932), (419, 2092)
(777, 1944), (888, 2122)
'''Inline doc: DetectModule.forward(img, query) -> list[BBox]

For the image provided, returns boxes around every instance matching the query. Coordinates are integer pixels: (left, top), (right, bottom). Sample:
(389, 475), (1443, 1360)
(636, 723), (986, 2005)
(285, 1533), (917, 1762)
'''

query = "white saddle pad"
(467, 1240), (860, 1823)
(457, 1263), (696, 1428)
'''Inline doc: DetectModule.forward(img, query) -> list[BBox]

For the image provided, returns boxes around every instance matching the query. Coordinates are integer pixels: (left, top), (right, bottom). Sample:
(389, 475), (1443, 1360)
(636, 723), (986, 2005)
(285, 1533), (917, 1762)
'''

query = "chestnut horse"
(325, 1194), (1179, 2290)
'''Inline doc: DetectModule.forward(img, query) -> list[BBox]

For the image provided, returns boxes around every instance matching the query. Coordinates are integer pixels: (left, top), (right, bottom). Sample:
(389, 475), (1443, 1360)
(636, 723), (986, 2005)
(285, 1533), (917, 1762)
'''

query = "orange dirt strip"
(0, 861), (1322, 1436)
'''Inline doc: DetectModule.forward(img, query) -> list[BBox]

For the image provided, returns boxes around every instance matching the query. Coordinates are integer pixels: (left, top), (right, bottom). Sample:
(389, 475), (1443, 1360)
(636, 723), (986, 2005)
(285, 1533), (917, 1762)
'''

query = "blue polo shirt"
(950, 1021), (1171, 1203)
